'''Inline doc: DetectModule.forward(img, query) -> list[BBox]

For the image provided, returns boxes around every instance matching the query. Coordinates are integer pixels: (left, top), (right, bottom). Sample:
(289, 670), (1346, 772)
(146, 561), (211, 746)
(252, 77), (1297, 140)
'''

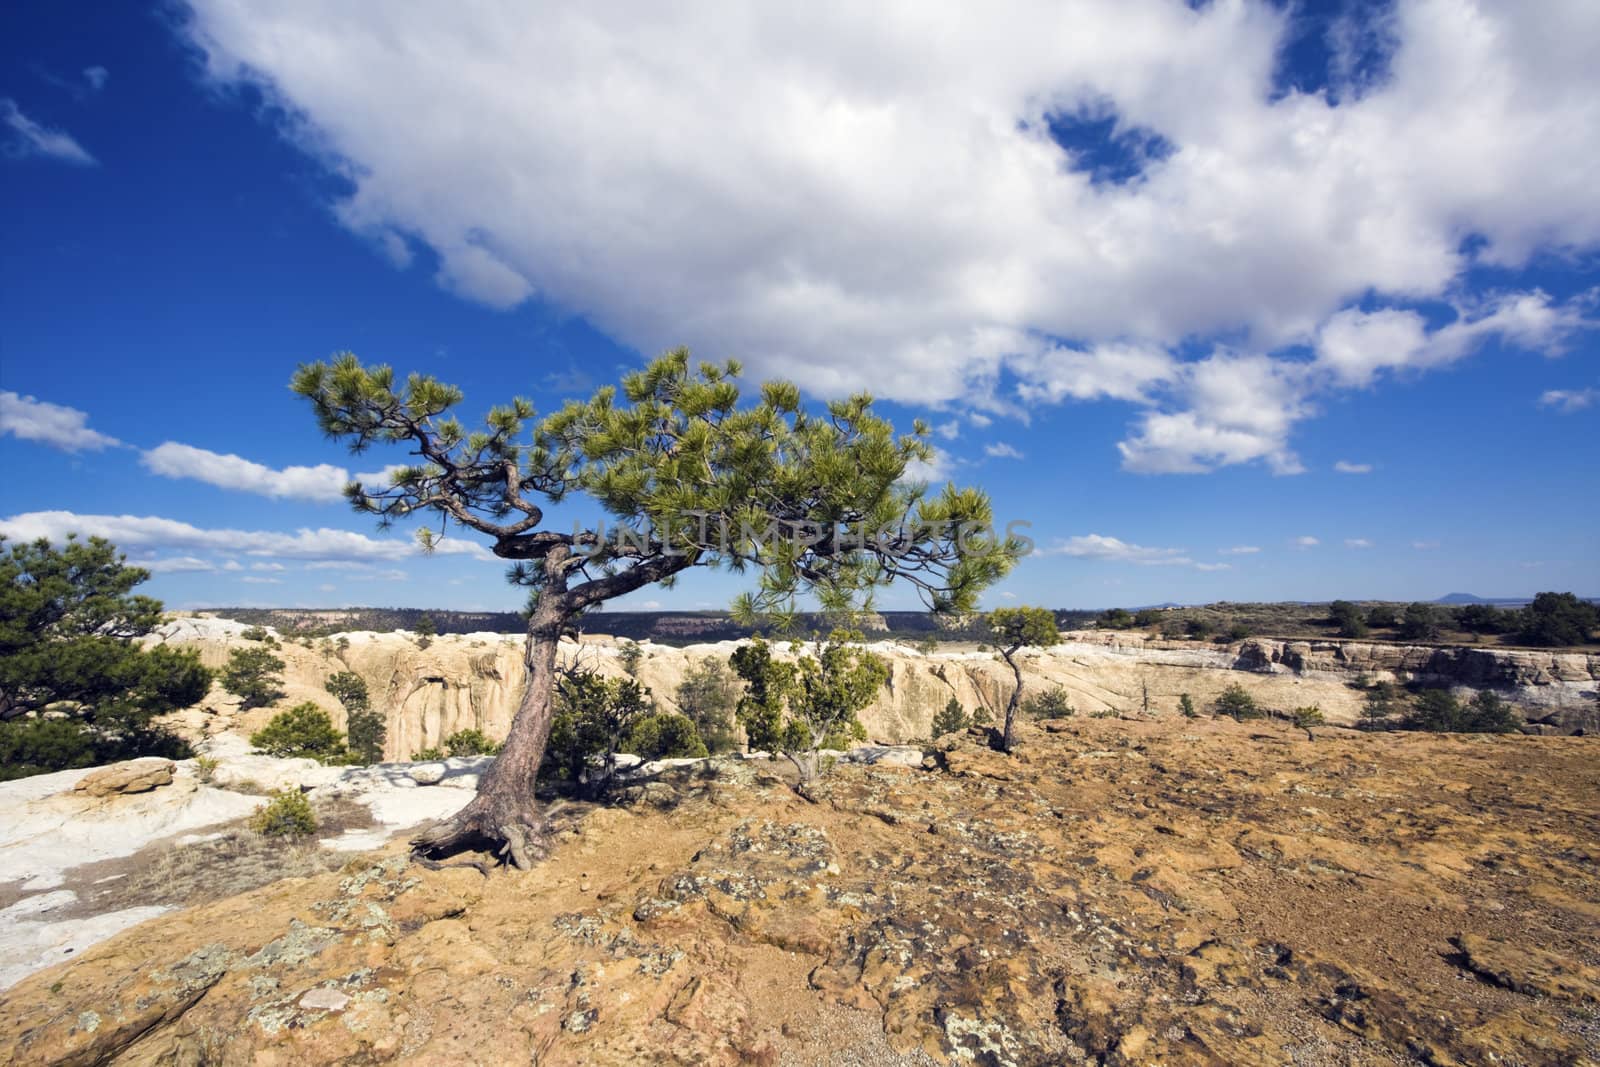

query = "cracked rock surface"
(1, 716), (1596, 1065)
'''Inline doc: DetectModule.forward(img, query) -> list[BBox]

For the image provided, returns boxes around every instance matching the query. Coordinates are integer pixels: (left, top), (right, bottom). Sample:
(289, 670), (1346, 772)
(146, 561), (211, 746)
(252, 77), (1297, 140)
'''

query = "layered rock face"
(149, 619), (1600, 757)
(4, 718), (1597, 1065)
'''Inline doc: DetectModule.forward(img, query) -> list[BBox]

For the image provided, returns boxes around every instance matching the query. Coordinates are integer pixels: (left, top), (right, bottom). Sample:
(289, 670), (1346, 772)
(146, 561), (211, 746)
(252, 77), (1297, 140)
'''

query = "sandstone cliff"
(148, 619), (1600, 757)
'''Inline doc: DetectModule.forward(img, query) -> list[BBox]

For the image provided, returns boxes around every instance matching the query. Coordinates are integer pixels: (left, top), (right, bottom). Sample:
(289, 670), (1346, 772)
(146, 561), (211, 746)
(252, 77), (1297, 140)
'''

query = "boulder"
(72, 760), (174, 797)
(407, 762), (447, 785)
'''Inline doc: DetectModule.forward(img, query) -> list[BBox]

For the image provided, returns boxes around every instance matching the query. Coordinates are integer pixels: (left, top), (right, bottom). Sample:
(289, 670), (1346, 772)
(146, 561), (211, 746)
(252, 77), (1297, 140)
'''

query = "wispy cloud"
(1293, 536), (1320, 548)
(1334, 460), (1372, 474)
(1345, 538), (1373, 549)
(1412, 540), (1440, 550)
(0, 510), (493, 565)
(140, 556), (219, 574)
(1045, 533), (1224, 572)
(1219, 545), (1260, 555)
(983, 442), (1024, 460)
(1, 98), (97, 165)
(0, 391), (121, 452)
(1539, 387), (1597, 414)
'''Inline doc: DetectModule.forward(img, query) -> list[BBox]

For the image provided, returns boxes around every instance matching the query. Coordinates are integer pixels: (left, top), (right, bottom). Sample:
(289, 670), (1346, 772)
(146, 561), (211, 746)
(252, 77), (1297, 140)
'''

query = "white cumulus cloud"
(140, 442), (351, 502)
(181, 0), (1600, 474)
(0, 392), (121, 452)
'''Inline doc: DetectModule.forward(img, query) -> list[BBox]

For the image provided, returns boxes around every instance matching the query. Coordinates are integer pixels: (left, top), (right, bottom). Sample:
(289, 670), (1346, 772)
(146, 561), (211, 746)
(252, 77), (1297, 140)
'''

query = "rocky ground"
(2, 717), (1596, 1065)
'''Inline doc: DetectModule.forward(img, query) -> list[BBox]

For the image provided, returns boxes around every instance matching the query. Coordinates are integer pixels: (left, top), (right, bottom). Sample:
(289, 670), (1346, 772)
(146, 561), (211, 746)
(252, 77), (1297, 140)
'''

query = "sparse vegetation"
(413, 613), (437, 649)
(193, 755), (219, 783)
(1328, 601), (1368, 638)
(1291, 705), (1325, 730)
(1401, 689), (1520, 733)
(249, 703), (350, 763)
(1020, 685), (1075, 719)
(932, 696), (970, 737)
(249, 789), (318, 837)
(1179, 693), (1198, 718)
(1400, 602), (1445, 642)
(617, 640), (644, 677)
(1360, 681), (1398, 730)
(411, 746), (446, 761)
(623, 712), (709, 760)
(443, 728), (502, 757)
(1517, 592), (1598, 647)
(326, 671), (386, 763)
(221, 646), (286, 710)
(1213, 683), (1261, 721)
(674, 656), (742, 754)
(0, 536), (209, 780)
(731, 631), (886, 783)
(542, 670), (654, 793)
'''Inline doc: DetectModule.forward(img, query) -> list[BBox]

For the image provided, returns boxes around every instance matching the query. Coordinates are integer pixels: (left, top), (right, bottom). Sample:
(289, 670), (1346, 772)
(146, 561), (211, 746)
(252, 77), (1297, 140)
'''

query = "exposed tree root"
(410, 794), (549, 871)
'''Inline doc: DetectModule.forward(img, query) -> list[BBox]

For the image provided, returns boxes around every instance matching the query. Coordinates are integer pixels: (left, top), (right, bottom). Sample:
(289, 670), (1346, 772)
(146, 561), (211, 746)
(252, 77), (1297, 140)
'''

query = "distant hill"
(1435, 593), (1534, 606)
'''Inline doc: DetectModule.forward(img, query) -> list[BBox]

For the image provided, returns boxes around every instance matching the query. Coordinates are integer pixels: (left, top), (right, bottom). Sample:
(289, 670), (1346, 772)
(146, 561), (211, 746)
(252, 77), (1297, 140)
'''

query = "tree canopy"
(0, 536), (209, 779)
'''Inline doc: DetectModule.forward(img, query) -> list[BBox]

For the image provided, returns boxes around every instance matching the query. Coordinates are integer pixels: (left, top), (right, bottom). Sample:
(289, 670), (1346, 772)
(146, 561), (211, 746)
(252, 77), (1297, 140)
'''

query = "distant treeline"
(199, 594), (1596, 649)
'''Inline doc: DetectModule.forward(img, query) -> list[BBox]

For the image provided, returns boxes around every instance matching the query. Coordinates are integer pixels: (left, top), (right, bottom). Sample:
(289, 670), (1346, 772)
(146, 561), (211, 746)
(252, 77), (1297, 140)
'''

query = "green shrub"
(249, 703), (349, 762)
(1400, 603), (1444, 642)
(0, 536), (209, 780)
(623, 713), (709, 760)
(1225, 622), (1252, 641)
(1021, 685), (1075, 719)
(1360, 682), (1397, 730)
(249, 789), (317, 837)
(674, 657), (742, 754)
(932, 696), (970, 737)
(240, 626), (279, 647)
(1090, 709), (1117, 719)
(1517, 592), (1598, 647)
(1213, 683), (1260, 720)
(222, 647), (286, 710)
(193, 755), (219, 783)
(1178, 693), (1198, 718)
(0, 717), (96, 782)
(1463, 691), (1520, 733)
(1366, 605), (1399, 628)
(411, 746), (445, 761)
(443, 729), (502, 757)
(1290, 705), (1325, 730)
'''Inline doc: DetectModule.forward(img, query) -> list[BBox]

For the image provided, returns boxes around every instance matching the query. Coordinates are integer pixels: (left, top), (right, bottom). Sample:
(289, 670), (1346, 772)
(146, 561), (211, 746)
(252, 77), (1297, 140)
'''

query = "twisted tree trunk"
(411, 597), (566, 870)
(1000, 645), (1024, 753)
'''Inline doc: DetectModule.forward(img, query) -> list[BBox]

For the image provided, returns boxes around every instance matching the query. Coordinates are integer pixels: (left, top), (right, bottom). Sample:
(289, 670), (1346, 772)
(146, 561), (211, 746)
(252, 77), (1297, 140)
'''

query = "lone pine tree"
(294, 348), (1021, 867)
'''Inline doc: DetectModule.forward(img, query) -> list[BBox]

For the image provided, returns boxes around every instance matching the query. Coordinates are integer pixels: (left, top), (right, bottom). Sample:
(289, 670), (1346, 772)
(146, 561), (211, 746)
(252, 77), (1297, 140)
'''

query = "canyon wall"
(149, 619), (1600, 755)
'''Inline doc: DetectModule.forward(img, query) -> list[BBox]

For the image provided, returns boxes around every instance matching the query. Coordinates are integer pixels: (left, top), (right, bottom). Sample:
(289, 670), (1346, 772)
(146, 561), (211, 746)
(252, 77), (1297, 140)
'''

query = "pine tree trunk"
(411, 597), (566, 869)
(1001, 647), (1024, 753)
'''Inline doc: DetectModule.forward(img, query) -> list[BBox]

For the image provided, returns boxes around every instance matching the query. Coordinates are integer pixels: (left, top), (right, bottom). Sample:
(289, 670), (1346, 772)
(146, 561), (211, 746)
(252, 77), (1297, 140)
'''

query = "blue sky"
(1, 0), (1596, 613)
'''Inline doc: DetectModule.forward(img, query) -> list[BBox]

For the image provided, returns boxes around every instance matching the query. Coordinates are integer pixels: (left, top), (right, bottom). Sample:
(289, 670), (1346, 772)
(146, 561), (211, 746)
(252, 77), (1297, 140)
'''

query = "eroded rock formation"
(148, 619), (1600, 759)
